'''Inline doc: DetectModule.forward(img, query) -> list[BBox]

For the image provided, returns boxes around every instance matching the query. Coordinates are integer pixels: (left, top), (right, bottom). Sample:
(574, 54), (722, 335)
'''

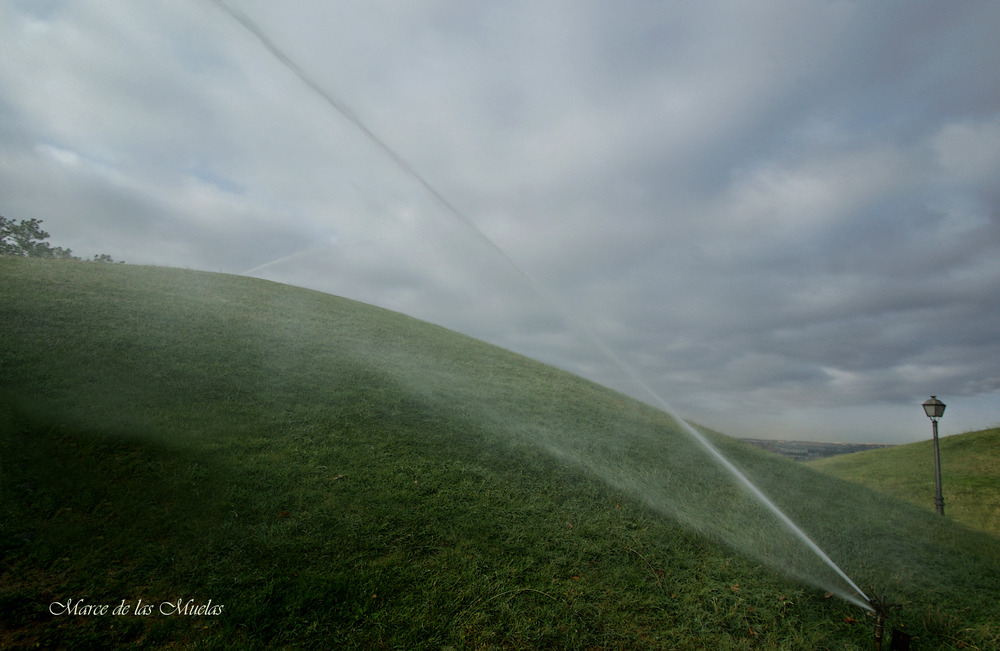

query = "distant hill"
(741, 439), (893, 462)
(809, 427), (1000, 538)
(3, 257), (999, 649)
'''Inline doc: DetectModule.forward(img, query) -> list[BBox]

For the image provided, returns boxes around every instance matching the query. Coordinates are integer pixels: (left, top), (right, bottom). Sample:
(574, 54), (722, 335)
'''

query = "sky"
(2, 0), (999, 444)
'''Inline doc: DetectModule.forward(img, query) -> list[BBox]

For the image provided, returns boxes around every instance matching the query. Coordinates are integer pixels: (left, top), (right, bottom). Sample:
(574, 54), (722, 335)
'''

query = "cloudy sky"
(3, 0), (999, 443)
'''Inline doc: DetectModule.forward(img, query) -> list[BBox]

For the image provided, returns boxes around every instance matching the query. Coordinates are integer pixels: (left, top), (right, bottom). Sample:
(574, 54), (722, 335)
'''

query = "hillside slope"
(810, 427), (1000, 538)
(3, 257), (999, 649)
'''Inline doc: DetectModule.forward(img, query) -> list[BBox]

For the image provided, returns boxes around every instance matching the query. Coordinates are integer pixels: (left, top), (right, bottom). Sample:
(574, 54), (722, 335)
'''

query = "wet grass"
(2, 257), (999, 649)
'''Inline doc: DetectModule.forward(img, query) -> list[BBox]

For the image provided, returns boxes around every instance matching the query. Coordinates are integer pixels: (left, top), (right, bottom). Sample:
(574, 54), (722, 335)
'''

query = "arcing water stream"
(212, 0), (872, 611)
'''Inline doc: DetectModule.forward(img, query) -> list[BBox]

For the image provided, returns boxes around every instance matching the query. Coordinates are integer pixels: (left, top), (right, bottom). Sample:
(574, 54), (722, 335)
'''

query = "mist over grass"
(3, 257), (999, 648)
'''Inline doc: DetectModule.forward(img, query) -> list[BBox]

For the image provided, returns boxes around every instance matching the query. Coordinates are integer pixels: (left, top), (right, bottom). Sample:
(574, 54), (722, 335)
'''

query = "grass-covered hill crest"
(2, 257), (999, 649)
(810, 426), (1000, 539)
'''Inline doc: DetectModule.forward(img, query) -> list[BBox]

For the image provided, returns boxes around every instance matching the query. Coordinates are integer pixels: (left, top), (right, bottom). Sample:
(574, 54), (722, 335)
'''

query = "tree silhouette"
(0, 215), (119, 262)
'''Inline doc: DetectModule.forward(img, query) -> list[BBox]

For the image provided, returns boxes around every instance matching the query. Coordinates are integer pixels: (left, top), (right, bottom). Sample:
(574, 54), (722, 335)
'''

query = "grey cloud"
(2, 0), (999, 442)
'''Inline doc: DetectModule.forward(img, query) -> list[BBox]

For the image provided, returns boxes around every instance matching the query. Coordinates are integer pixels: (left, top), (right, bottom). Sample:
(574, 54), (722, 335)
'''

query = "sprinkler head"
(868, 592), (897, 618)
(866, 586), (901, 618)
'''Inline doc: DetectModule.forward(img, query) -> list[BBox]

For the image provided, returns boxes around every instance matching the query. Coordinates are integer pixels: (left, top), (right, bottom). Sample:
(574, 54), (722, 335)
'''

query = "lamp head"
(922, 396), (946, 420)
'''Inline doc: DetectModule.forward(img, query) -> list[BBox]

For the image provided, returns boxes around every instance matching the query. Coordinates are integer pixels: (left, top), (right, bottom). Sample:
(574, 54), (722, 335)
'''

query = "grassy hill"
(2, 257), (999, 649)
(810, 428), (1000, 539)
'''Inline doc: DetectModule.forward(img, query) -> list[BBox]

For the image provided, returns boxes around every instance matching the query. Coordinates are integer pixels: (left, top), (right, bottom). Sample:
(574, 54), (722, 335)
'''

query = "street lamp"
(922, 396), (946, 515)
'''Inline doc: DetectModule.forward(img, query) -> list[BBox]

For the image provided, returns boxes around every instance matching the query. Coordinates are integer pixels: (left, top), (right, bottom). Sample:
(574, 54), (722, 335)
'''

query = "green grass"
(2, 256), (1000, 649)
(809, 427), (1000, 539)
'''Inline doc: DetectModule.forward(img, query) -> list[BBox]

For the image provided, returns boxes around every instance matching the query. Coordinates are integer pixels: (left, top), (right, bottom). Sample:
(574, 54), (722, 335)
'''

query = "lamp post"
(922, 396), (946, 516)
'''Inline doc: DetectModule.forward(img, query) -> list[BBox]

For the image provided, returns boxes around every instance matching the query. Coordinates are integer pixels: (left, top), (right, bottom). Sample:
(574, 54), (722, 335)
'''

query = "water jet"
(215, 0), (874, 613)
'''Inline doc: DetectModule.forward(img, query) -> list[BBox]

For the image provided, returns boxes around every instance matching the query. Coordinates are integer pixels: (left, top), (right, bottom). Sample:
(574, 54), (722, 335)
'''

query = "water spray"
(211, 0), (873, 612)
(241, 246), (331, 276)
